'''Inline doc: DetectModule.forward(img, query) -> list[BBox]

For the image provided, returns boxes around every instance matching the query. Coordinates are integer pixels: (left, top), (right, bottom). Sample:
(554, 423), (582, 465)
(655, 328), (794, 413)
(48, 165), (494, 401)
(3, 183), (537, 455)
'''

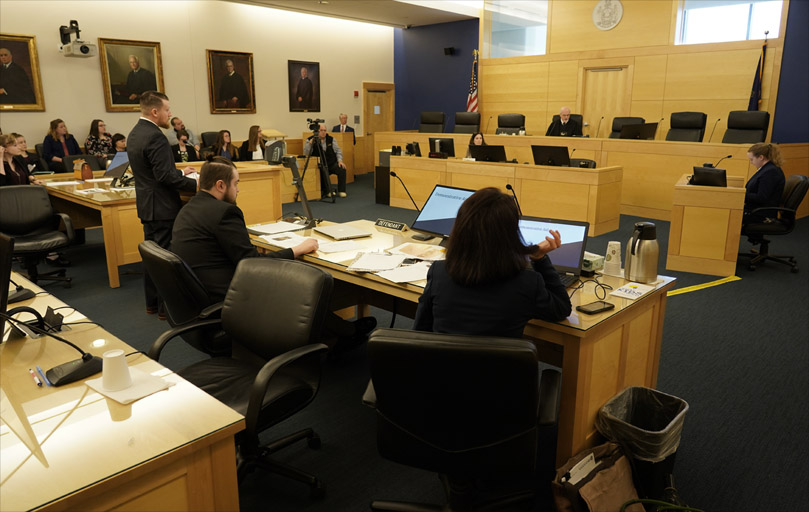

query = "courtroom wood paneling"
(633, 55), (668, 101)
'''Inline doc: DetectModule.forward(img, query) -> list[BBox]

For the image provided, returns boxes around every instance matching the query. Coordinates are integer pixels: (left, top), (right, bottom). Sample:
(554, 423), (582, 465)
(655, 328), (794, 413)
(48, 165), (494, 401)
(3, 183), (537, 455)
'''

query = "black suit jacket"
(545, 118), (582, 137)
(170, 143), (199, 163)
(238, 140), (265, 162)
(332, 124), (356, 144)
(745, 161), (785, 221)
(171, 191), (293, 301)
(128, 118), (197, 222)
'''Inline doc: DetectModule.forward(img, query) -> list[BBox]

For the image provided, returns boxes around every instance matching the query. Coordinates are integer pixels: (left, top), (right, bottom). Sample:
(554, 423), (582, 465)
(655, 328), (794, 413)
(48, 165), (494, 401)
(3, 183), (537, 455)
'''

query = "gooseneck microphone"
(594, 116), (604, 138)
(8, 279), (35, 304)
(707, 118), (721, 143)
(389, 172), (421, 212)
(485, 115), (494, 134)
(711, 154), (733, 168)
(505, 184), (522, 216)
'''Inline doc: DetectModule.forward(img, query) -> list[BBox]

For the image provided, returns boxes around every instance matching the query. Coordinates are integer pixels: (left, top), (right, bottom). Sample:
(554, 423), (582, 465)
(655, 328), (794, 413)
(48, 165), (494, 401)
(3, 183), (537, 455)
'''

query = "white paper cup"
(603, 241), (622, 274)
(102, 349), (132, 392)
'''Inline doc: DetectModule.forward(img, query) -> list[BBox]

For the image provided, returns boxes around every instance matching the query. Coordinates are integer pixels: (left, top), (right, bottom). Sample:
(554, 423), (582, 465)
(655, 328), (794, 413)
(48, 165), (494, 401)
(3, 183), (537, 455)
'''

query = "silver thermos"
(624, 222), (659, 283)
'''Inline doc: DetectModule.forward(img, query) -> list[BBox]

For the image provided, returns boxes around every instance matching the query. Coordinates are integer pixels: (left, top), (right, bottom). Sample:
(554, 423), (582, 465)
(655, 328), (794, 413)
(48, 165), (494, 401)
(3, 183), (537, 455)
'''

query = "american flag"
(466, 61), (478, 113)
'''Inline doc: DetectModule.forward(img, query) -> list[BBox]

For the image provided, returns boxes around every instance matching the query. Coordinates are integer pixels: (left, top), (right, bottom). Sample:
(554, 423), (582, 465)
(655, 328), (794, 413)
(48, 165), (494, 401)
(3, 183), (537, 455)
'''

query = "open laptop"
(518, 216), (590, 287)
(411, 184), (476, 238)
(314, 223), (372, 240)
(104, 152), (130, 187)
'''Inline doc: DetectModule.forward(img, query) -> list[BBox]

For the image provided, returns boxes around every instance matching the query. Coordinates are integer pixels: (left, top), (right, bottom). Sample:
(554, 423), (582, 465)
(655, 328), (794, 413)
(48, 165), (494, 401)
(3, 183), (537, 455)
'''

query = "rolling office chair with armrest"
(0, 185), (74, 286)
(496, 113), (525, 135)
(138, 240), (231, 356)
(419, 112), (446, 133)
(609, 117), (645, 138)
(365, 328), (562, 512)
(200, 131), (219, 148)
(453, 112), (481, 133)
(666, 112), (707, 142)
(721, 111), (770, 144)
(148, 258), (334, 498)
(34, 143), (50, 173)
(739, 174), (809, 272)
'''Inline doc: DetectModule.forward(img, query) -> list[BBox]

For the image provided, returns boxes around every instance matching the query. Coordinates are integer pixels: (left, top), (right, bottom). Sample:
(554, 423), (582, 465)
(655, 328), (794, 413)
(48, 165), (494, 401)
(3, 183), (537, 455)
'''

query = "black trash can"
(595, 387), (689, 501)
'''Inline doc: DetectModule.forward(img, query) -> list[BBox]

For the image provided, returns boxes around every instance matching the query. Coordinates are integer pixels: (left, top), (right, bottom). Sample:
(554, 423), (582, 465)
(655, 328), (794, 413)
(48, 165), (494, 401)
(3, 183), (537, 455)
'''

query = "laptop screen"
(411, 185), (475, 238)
(518, 217), (589, 274)
(105, 151), (129, 177)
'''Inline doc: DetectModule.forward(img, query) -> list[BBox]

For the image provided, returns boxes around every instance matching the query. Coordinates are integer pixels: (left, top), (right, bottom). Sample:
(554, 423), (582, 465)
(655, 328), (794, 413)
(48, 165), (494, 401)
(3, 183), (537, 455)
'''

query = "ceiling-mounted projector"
(62, 40), (97, 57)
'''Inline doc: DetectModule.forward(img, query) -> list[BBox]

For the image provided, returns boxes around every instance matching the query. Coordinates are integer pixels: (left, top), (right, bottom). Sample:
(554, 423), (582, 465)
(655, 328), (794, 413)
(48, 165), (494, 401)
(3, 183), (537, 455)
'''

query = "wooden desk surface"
(1, 274), (244, 511)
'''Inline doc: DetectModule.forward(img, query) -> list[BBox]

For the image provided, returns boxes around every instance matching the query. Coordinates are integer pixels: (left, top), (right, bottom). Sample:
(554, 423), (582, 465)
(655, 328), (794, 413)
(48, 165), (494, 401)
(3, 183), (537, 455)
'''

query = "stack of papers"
(375, 261), (431, 283)
(347, 253), (407, 272)
(248, 221), (306, 236)
(46, 180), (82, 187)
(389, 242), (445, 261)
(260, 232), (317, 249)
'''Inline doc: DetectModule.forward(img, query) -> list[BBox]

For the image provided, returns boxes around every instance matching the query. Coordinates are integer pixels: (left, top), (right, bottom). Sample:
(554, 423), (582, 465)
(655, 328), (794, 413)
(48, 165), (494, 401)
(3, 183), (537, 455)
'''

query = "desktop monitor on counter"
(468, 145), (507, 163)
(428, 137), (455, 158)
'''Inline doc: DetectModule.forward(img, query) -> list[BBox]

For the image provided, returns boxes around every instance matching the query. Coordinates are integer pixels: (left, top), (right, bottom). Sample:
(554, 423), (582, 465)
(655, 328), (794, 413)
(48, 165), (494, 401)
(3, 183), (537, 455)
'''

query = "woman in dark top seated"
(744, 143), (785, 224)
(213, 129), (239, 161)
(1, 133), (41, 186)
(465, 131), (486, 158)
(414, 187), (572, 338)
(42, 118), (81, 173)
(238, 125), (265, 162)
(171, 129), (199, 163)
(84, 119), (113, 158)
(13, 133), (47, 175)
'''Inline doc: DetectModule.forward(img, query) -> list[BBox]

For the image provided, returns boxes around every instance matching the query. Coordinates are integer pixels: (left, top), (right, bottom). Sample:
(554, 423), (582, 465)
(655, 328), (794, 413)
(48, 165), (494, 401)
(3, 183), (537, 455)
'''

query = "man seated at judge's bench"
(332, 113), (355, 144)
(545, 106), (582, 137)
(304, 123), (347, 198)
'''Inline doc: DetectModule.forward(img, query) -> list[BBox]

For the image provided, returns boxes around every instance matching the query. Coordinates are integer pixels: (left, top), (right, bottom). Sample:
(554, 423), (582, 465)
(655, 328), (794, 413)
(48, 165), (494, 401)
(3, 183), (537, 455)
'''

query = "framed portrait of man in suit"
(288, 60), (320, 113)
(0, 33), (45, 111)
(98, 38), (164, 112)
(206, 50), (256, 114)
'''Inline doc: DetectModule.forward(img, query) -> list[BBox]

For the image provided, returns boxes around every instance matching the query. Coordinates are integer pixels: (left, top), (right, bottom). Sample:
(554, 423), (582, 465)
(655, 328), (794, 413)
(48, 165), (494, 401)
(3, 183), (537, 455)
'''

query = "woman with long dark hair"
(414, 187), (571, 338)
(213, 129), (239, 161)
(85, 119), (113, 158)
(239, 125), (265, 161)
(42, 119), (81, 173)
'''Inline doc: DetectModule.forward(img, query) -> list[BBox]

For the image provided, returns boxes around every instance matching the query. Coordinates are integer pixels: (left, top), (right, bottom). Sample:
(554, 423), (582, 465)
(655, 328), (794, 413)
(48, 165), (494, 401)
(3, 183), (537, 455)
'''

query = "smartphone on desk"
(576, 301), (615, 315)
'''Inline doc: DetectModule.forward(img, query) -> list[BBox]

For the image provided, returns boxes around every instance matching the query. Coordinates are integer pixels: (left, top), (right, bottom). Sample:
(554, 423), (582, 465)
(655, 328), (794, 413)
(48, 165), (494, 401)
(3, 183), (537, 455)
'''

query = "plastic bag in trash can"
(595, 386), (689, 463)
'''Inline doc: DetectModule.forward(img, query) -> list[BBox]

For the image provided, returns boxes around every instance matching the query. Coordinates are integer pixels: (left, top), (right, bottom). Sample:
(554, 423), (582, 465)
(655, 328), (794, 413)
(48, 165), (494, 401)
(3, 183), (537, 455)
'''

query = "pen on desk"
(28, 368), (43, 387)
(36, 365), (51, 386)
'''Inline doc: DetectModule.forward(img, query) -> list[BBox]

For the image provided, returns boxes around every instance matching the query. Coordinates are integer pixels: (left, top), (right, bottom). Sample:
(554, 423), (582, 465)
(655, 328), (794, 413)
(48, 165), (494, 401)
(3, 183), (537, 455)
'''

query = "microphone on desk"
(485, 115), (494, 134)
(1, 308), (103, 386)
(389, 172), (421, 212)
(8, 278), (35, 304)
(594, 116), (604, 138)
(505, 184), (523, 216)
(704, 154), (732, 168)
(707, 118), (721, 143)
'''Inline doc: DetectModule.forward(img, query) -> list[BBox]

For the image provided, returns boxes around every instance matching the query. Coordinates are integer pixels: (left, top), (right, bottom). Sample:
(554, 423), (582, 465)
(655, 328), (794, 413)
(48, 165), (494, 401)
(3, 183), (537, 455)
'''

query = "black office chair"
(0, 185), (74, 286)
(200, 131), (219, 148)
(722, 111), (770, 144)
(609, 117), (645, 138)
(419, 112), (446, 133)
(453, 112), (481, 133)
(62, 154), (102, 174)
(148, 258), (334, 498)
(570, 158), (597, 168)
(496, 113), (525, 135)
(365, 328), (561, 512)
(138, 240), (231, 356)
(666, 112), (707, 142)
(34, 143), (50, 173)
(739, 174), (809, 273)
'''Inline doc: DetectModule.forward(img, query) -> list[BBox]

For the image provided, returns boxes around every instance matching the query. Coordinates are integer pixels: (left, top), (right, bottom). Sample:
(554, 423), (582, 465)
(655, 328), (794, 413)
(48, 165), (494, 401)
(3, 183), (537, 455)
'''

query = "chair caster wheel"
(310, 479), (326, 499)
(308, 433), (321, 449)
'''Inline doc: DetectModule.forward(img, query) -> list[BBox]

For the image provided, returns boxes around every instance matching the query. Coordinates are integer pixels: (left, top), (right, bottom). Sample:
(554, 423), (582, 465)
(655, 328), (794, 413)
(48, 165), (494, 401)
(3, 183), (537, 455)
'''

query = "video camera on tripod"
(307, 118), (325, 135)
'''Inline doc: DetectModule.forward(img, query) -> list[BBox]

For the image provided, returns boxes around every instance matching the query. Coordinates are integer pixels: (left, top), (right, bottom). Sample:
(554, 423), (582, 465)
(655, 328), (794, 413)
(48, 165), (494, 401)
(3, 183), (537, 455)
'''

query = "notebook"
(314, 223), (372, 240)
(518, 216), (590, 287)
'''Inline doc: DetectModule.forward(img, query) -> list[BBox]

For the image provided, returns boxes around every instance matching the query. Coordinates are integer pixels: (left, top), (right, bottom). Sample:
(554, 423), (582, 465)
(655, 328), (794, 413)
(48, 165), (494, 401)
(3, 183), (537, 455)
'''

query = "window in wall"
(679, 0), (782, 45)
(486, 0), (549, 58)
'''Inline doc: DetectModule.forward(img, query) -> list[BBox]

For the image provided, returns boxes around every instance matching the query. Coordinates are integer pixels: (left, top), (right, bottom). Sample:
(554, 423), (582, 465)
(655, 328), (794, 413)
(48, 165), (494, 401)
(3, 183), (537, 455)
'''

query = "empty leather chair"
(453, 112), (481, 133)
(0, 185), (74, 286)
(62, 154), (102, 174)
(496, 113), (525, 135)
(609, 117), (645, 138)
(418, 112), (446, 133)
(365, 328), (561, 511)
(666, 112), (708, 142)
(722, 111), (770, 144)
(34, 143), (50, 173)
(200, 131), (219, 148)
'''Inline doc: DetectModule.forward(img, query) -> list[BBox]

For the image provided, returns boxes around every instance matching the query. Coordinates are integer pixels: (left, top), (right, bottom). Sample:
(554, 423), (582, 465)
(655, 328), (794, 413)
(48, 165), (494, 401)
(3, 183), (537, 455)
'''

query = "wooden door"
(582, 67), (631, 138)
(362, 82), (394, 136)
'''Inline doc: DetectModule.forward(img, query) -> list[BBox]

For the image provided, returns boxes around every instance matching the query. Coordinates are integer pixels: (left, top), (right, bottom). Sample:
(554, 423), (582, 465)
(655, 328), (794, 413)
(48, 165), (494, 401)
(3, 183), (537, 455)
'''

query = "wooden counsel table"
(43, 162), (287, 288)
(1, 273), (244, 511)
(252, 220), (676, 464)
(666, 174), (746, 276)
(389, 156), (622, 236)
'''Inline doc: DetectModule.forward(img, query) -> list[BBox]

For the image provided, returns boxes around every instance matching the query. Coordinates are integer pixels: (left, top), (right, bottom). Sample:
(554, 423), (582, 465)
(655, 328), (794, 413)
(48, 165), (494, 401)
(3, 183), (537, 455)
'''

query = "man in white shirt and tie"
(331, 113), (356, 144)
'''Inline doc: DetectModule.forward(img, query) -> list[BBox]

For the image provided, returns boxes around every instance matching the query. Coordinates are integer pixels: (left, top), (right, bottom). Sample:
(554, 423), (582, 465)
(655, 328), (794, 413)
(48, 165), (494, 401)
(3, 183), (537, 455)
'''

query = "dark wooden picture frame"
(0, 33), (45, 111)
(98, 38), (164, 112)
(206, 50), (256, 114)
(288, 60), (320, 112)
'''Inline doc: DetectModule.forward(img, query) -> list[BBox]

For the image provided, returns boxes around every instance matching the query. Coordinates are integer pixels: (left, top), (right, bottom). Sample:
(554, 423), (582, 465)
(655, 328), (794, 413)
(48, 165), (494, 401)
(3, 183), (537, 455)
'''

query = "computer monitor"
(531, 145), (571, 166)
(411, 185), (475, 238)
(518, 217), (590, 276)
(1, 234), (13, 340)
(619, 122), (658, 140)
(691, 166), (727, 187)
(406, 142), (422, 157)
(264, 140), (286, 164)
(468, 144), (507, 163)
(428, 137), (455, 157)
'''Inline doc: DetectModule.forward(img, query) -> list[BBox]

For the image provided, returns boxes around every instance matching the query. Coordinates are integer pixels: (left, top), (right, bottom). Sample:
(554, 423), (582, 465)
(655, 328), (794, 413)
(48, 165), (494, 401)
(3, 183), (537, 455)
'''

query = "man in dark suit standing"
(332, 113), (356, 145)
(545, 106), (582, 137)
(128, 91), (198, 315)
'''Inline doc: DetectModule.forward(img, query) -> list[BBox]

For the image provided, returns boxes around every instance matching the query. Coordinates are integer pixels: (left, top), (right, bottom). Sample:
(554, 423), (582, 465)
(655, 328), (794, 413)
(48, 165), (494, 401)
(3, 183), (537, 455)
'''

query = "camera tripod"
(300, 135), (336, 204)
